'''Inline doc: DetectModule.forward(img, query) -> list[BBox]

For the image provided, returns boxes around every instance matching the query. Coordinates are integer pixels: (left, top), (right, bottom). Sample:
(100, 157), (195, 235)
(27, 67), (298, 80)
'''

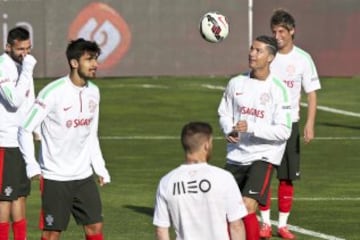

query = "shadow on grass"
(318, 122), (360, 130)
(123, 205), (154, 217)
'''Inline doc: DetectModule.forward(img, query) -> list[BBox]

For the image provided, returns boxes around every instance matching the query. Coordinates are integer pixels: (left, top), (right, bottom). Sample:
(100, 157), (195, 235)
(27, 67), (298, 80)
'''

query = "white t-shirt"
(218, 73), (292, 165)
(271, 46), (321, 122)
(153, 162), (247, 240)
(0, 53), (35, 147)
(19, 76), (110, 182)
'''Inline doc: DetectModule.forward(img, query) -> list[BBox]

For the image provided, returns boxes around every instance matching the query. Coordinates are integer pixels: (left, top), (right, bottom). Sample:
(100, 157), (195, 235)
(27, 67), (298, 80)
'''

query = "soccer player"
(18, 38), (111, 240)
(153, 121), (247, 240)
(218, 35), (292, 240)
(0, 26), (38, 240)
(259, 9), (321, 239)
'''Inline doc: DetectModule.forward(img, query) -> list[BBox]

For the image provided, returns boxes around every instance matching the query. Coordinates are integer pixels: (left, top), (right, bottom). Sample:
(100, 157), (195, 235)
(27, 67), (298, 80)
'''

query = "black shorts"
(40, 176), (103, 231)
(225, 161), (274, 206)
(0, 147), (31, 201)
(277, 122), (300, 180)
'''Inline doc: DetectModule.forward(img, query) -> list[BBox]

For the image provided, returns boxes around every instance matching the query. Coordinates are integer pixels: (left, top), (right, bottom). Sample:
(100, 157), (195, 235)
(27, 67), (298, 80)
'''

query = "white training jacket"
(18, 76), (110, 182)
(271, 46), (321, 122)
(0, 54), (36, 147)
(218, 73), (292, 166)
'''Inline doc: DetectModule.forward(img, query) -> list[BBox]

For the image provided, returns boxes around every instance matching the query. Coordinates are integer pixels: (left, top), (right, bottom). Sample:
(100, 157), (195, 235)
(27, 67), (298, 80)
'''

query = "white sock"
(278, 212), (290, 228)
(260, 209), (271, 225)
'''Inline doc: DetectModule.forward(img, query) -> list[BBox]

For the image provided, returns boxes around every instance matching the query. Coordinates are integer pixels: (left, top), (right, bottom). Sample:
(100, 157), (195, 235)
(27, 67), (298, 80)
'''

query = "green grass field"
(25, 76), (359, 239)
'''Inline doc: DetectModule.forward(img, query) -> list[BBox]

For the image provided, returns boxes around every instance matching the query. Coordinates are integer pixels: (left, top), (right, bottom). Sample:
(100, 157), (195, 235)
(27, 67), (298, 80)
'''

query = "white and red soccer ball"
(199, 12), (229, 43)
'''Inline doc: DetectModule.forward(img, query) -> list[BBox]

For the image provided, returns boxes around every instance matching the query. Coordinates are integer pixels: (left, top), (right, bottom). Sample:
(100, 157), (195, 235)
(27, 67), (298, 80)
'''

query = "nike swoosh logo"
(63, 106), (72, 111)
(248, 190), (259, 194)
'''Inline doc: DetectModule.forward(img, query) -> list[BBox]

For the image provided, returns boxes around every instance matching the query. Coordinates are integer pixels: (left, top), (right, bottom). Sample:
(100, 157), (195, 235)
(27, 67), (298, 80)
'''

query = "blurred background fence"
(1, 0), (359, 78)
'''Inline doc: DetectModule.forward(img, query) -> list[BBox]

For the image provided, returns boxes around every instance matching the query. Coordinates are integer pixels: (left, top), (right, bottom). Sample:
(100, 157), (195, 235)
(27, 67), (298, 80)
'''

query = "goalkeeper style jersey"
(0, 53), (35, 147)
(153, 162), (247, 240)
(271, 46), (321, 122)
(18, 76), (110, 182)
(218, 73), (292, 166)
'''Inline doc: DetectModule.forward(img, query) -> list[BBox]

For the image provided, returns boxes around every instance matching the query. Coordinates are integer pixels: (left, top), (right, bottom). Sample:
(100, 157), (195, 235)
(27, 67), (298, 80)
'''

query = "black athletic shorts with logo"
(277, 122), (301, 180)
(225, 160), (274, 206)
(40, 176), (103, 231)
(0, 147), (31, 201)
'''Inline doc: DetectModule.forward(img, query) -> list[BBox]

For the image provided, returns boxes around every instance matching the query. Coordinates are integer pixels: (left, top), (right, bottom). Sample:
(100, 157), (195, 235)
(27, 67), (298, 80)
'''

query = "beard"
(77, 67), (96, 80)
(9, 52), (24, 64)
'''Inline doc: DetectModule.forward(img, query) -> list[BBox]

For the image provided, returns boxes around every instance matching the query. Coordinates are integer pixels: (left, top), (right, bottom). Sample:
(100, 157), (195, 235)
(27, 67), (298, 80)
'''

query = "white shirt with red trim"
(153, 162), (247, 240)
(18, 76), (110, 182)
(218, 73), (292, 166)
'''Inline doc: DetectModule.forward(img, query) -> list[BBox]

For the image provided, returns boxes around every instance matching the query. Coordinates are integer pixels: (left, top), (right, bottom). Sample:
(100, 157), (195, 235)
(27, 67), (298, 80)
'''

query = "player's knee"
(84, 222), (103, 235)
(42, 230), (61, 240)
(243, 197), (258, 213)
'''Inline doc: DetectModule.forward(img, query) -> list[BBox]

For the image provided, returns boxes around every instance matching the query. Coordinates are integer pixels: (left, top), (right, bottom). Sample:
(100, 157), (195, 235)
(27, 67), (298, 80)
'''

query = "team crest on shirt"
(45, 214), (54, 226)
(66, 120), (73, 128)
(4, 186), (13, 196)
(88, 100), (97, 113)
(260, 93), (270, 105)
(286, 64), (296, 76)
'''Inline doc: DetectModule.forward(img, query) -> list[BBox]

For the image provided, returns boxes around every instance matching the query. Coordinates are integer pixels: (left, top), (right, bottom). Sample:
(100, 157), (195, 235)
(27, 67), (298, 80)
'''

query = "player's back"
(160, 162), (240, 240)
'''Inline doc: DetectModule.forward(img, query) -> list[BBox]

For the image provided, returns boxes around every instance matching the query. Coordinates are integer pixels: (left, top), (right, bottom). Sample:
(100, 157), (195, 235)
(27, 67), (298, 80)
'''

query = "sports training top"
(153, 162), (247, 240)
(218, 73), (292, 166)
(18, 76), (110, 182)
(0, 54), (35, 147)
(271, 46), (321, 122)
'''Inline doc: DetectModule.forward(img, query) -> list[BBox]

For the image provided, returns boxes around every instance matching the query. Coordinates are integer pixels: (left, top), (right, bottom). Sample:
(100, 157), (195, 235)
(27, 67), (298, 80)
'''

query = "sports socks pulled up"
(243, 213), (259, 240)
(12, 219), (27, 240)
(0, 222), (10, 240)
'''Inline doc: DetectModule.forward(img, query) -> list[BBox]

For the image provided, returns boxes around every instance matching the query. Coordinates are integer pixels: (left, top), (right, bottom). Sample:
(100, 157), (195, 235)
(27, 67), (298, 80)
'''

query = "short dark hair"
(271, 9), (295, 31)
(7, 27), (30, 45)
(66, 38), (101, 64)
(181, 122), (212, 153)
(255, 35), (278, 56)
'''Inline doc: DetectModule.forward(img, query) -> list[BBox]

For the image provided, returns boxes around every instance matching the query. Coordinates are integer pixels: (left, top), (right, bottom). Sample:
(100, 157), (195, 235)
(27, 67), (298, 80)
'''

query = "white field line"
(271, 197), (360, 201)
(300, 102), (360, 118)
(257, 216), (346, 240)
(100, 136), (360, 140)
(202, 84), (360, 118)
(106, 84), (353, 239)
(266, 197), (355, 239)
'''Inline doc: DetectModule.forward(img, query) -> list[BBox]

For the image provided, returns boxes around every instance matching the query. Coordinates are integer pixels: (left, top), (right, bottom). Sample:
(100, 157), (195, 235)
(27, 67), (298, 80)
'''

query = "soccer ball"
(199, 12), (229, 43)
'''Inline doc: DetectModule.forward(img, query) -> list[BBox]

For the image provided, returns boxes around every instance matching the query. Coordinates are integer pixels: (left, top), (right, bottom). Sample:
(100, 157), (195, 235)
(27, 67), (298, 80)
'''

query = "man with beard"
(0, 26), (37, 240)
(153, 121), (247, 240)
(18, 38), (110, 240)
